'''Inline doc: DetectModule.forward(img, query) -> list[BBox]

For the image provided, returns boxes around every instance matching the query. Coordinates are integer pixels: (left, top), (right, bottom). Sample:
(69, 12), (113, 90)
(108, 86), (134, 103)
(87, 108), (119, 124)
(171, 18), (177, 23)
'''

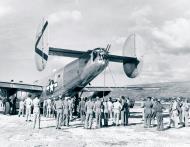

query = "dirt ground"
(0, 107), (190, 147)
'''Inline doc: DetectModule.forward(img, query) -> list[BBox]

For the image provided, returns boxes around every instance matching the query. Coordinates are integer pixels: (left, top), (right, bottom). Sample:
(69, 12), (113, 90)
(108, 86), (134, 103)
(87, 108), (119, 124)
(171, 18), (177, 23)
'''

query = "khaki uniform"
(154, 102), (164, 131)
(32, 98), (41, 129)
(18, 100), (24, 117)
(79, 100), (86, 123)
(182, 102), (189, 127)
(63, 100), (70, 126)
(94, 100), (102, 128)
(55, 99), (63, 129)
(113, 101), (122, 126)
(84, 101), (94, 129)
(144, 101), (153, 128)
(24, 97), (32, 121)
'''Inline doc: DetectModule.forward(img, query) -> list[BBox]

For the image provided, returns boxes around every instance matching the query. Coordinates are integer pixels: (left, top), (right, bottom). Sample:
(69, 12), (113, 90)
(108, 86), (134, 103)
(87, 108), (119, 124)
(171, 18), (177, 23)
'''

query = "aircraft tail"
(35, 20), (49, 71)
(122, 34), (143, 78)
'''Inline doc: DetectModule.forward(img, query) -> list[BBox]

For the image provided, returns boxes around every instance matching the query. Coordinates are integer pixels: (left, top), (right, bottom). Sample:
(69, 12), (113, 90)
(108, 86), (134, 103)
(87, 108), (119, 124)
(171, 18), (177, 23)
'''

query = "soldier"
(168, 98), (174, 128)
(108, 97), (113, 123)
(141, 98), (146, 121)
(94, 97), (102, 128)
(143, 97), (153, 128)
(84, 97), (94, 129)
(182, 98), (189, 127)
(121, 96), (129, 126)
(171, 98), (179, 128)
(68, 97), (74, 121)
(151, 98), (158, 127)
(18, 99), (24, 117)
(55, 95), (63, 129)
(79, 97), (86, 124)
(113, 98), (122, 126)
(103, 98), (109, 127)
(154, 99), (165, 131)
(24, 94), (32, 122)
(46, 97), (52, 118)
(43, 99), (47, 117)
(177, 97), (183, 125)
(32, 96), (41, 129)
(62, 97), (70, 127)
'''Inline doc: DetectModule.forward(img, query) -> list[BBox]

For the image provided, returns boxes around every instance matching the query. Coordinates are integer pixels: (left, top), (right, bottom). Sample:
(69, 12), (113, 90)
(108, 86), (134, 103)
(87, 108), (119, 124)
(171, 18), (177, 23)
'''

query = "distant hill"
(108, 81), (190, 101)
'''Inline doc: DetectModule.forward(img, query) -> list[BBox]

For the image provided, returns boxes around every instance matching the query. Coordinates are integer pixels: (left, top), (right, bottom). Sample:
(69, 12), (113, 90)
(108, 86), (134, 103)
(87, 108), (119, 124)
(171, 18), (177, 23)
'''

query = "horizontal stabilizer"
(106, 54), (139, 64)
(49, 47), (88, 58)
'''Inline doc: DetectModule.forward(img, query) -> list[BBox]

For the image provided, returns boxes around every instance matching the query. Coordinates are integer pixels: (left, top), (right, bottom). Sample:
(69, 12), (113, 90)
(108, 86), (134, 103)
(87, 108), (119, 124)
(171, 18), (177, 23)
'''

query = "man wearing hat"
(94, 96), (102, 128)
(32, 96), (41, 129)
(79, 97), (86, 124)
(120, 96), (129, 126)
(113, 98), (122, 126)
(24, 94), (33, 122)
(181, 98), (189, 127)
(154, 98), (165, 131)
(63, 96), (70, 127)
(55, 95), (63, 129)
(171, 97), (179, 128)
(84, 97), (94, 129)
(143, 97), (153, 128)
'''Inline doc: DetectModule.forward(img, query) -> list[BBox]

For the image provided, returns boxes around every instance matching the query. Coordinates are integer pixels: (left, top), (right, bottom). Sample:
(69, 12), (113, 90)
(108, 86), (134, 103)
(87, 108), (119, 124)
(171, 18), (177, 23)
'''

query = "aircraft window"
(93, 52), (98, 61)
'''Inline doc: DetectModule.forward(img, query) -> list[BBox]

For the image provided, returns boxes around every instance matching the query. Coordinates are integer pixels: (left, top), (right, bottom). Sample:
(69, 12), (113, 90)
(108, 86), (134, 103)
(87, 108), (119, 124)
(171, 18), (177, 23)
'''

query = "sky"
(0, 0), (190, 86)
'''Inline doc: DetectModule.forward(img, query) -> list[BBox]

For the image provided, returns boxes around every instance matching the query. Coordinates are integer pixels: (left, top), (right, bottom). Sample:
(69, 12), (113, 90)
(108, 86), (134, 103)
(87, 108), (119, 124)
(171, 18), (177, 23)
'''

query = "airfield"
(0, 106), (190, 147)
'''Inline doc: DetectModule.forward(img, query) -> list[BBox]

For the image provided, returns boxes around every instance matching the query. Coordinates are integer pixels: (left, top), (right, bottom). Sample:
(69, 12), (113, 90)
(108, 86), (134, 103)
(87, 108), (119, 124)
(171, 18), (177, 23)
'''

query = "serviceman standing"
(84, 97), (94, 129)
(63, 97), (70, 127)
(182, 98), (189, 127)
(103, 98), (109, 127)
(108, 97), (113, 123)
(79, 97), (86, 124)
(144, 97), (153, 128)
(32, 96), (41, 129)
(154, 99), (165, 131)
(68, 97), (74, 121)
(113, 98), (122, 126)
(94, 97), (102, 128)
(43, 99), (47, 117)
(171, 98), (179, 128)
(24, 94), (32, 122)
(18, 99), (24, 117)
(121, 96), (129, 126)
(46, 97), (52, 118)
(55, 95), (63, 129)
(151, 98), (157, 127)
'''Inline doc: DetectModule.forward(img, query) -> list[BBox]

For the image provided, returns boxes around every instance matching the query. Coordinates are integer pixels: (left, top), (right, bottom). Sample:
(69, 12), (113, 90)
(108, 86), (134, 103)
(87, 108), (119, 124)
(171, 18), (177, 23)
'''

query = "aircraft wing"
(0, 81), (43, 97)
(49, 47), (90, 58)
(106, 54), (139, 64)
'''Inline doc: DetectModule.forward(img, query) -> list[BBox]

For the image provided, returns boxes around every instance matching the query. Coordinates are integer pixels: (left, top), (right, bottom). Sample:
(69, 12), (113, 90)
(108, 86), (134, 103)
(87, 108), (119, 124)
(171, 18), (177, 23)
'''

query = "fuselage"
(40, 48), (109, 98)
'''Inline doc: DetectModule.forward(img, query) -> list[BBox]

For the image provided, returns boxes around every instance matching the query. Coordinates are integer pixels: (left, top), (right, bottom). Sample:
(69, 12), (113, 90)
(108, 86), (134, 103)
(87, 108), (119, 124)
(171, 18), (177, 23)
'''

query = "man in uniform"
(84, 97), (94, 129)
(63, 97), (70, 127)
(151, 98), (158, 127)
(46, 97), (52, 117)
(143, 97), (153, 128)
(121, 96), (129, 126)
(43, 99), (47, 117)
(79, 97), (86, 124)
(55, 95), (63, 129)
(177, 97), (183, 125)
(113, 98), (122, 126)
(68, 97), (74, 121)
(182, 98), (189, 127)
(171, 98), (179, 128)
(24, 94), (32, 122)
(32, 96), (41, 129)
(154, 98), (165, 131)
(94, 97), (102, 128)
(18, 99), (24, 117)
(103, 98), (109, 127)
(108, 97), (113, 123)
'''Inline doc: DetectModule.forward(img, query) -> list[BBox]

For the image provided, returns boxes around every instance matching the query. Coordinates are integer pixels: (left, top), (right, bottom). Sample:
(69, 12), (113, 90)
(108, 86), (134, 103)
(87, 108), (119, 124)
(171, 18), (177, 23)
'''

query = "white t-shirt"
(108, 101), (113, 111)
(33, 98), (40, 113)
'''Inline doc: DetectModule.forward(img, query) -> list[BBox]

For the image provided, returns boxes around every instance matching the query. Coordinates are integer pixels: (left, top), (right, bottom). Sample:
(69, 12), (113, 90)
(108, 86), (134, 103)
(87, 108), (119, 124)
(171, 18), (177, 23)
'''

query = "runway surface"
(0, 107), (190, 147)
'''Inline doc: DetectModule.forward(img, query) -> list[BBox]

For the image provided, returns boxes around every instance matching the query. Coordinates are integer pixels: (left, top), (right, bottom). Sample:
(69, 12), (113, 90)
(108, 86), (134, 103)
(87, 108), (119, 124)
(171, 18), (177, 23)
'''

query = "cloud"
(49, 10), (82, 24)
(152, 18), (190, 54)
(0, 5), (12, 17)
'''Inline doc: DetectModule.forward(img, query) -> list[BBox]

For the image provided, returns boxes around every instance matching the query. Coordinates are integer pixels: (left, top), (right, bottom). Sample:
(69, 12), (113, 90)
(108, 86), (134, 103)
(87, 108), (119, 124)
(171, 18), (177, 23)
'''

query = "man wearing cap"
(108, 97), (113, 123)
(182, 98), (189, 127)
(113, 98), (122, 126)
(143, 97), (153, 128)
(24, 94), (33, 122)
(63, 97), (70, 127)
(103, 98), (109, 127)
(46, 97), (52, 118)
(121, 96), (129, 126)
(171, 98), (179, 128)
(94, 97), (102, 128)
(154, 98), (165, 131)
(32, 96), (41, 129)
(151, 98), (158, 127)
(177, 97), (183, 125)
(55, 95), (63, 129)
(79, 97), (86, 124)
(84, 97), (94, 129)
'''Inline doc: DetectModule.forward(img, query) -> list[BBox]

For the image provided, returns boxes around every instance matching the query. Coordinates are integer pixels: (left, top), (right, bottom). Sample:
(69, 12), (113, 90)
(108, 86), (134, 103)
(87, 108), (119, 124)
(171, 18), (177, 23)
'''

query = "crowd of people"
(3, 94), (189, 131)
(141, 96), (190, 131)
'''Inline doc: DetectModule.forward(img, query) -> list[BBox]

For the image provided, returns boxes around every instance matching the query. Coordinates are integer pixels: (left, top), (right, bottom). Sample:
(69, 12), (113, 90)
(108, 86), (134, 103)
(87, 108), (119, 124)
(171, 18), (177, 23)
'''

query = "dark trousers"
(104, 113), (108, 127)
(144, 113), (152, 128)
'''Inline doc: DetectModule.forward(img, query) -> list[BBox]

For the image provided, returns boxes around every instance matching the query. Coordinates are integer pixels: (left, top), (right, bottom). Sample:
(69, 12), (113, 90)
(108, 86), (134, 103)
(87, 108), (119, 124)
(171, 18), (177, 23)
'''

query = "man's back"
(25, 98), (32, 109)
(55, 100), (63, 110)
(85, 101), (94, 114)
